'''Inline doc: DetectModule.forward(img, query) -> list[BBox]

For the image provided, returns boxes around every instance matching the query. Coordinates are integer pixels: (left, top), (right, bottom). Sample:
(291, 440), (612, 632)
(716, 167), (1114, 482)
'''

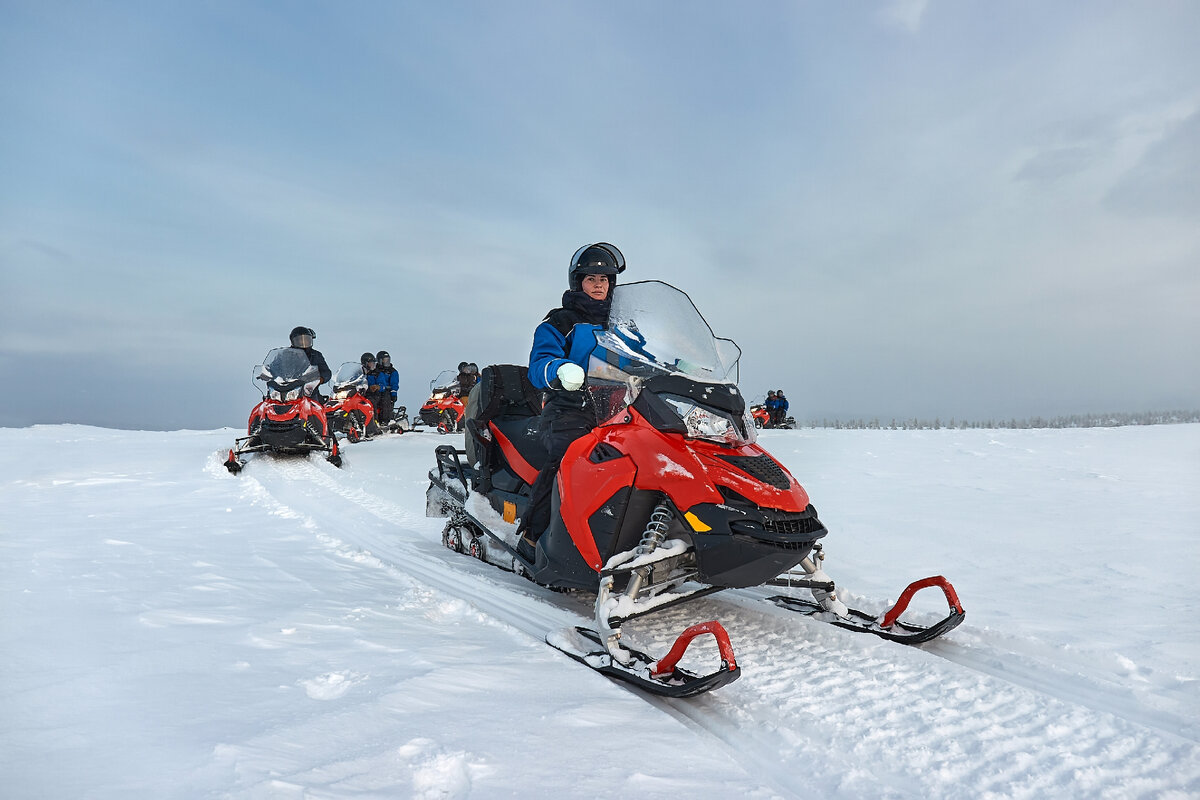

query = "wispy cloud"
(879, 0), (930, 34)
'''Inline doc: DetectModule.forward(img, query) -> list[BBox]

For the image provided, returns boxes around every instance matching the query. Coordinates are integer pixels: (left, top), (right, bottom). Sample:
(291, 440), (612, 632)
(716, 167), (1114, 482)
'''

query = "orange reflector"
(503, 501), (516, 524)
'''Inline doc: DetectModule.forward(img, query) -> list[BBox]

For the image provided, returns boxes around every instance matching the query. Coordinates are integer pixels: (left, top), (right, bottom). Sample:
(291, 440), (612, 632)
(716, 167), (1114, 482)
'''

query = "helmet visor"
(571, 243), (626, 274)
(291, 333), (313, 348)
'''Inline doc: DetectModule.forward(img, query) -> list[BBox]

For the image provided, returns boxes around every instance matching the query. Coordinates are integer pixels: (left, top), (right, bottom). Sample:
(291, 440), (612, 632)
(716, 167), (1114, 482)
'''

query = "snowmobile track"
(231, 454), (1200, 799)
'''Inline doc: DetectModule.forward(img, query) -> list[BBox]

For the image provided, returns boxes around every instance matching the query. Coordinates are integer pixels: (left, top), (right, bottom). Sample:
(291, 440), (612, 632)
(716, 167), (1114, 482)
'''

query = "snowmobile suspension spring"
(637, 503), (673, 555)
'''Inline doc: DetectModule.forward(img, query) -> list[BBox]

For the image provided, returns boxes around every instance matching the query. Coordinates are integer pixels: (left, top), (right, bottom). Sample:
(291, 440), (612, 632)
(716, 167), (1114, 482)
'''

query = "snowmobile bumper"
(683, 501), (828, 589)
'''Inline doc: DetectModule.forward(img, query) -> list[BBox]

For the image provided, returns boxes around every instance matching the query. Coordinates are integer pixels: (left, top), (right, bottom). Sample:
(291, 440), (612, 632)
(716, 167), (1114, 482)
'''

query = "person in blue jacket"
(373, 350), (399, 426)
(516, 242), (626, 561)
(773, 389), (790, 427)
(764, 390), (779, 427)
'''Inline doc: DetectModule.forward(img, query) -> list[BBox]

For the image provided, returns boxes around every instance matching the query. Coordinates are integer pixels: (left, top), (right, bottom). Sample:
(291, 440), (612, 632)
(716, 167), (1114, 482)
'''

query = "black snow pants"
(517, 389), (595, 541)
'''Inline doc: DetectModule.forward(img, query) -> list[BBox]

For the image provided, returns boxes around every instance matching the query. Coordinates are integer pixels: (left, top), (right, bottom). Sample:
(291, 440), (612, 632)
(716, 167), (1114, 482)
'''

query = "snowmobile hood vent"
(717, 454), (791, 491)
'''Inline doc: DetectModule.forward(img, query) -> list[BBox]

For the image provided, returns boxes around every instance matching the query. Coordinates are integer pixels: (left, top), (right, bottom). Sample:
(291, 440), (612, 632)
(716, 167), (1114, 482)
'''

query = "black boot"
(515, 532), (537, 563)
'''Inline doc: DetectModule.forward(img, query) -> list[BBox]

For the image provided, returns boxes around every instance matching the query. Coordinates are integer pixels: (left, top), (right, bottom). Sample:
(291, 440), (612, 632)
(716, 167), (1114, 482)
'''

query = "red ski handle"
(879, 576), (964, 629)
(652, 620), (738, 677)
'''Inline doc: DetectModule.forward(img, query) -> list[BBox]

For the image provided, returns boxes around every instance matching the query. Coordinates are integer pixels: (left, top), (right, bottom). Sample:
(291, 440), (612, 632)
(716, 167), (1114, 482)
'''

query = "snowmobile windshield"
(429, 369), (459, 394)
(255, 347), (321, 400)
(586, 281), (754, 445)
(589, 281), (741, 384)
(332, 362), (367, 391)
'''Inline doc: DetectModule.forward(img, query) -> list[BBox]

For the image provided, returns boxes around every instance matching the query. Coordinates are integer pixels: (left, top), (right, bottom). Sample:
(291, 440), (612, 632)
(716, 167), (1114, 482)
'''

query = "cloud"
(1105, 109), (1200, 217)
(878, 0), (930, 34)
(1014, 143), (1101, 183)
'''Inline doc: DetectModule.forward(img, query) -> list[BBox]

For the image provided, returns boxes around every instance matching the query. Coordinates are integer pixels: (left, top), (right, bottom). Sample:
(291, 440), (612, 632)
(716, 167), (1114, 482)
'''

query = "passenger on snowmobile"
(773, 390), (790, 427)
(289, 326), (332, 400)
(516, 242), (626, 559)
(374, 350), (399, 426)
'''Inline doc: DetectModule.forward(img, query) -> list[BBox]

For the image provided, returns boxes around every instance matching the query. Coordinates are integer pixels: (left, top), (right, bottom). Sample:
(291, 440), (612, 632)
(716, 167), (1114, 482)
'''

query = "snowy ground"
(2, 423), (1198, 799)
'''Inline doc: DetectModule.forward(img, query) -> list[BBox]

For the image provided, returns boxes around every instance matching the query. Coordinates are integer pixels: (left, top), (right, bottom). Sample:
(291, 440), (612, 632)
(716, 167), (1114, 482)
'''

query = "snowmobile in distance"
(417, 369), (466, 434)
(224, 348), (342, 473)
(382, 404), (413, 433)
(324, 362), (377, 443)
(426, 281), (963, 698)
(750, 402), (796, 430)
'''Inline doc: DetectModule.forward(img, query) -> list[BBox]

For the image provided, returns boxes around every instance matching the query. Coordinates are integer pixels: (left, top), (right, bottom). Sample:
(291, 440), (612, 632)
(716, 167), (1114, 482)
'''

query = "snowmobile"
(750, 402), (796, 430)
(417, 369), (467, 434)
(224, 348), (342, 473)
(324, 362), (377, 443)
(385, 404), (413, 433)
(426, 281), (963, 697)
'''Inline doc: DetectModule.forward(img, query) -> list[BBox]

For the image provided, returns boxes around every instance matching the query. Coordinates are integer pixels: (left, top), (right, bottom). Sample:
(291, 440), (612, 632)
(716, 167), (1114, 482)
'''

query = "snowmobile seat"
(465, 365), (546, 492)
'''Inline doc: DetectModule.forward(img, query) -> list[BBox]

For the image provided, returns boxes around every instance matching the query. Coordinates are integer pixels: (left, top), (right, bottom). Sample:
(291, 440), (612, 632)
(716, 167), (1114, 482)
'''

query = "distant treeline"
(801, 410), (1200, 430)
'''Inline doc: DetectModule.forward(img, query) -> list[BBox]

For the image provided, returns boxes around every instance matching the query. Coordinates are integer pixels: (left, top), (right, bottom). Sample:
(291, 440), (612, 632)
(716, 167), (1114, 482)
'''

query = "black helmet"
(466, 362), (479, 374)
(458, 361), (469, 372)
(376, 350), (391, 367)
(290, 326), (315, 348)
(360, 352), (376, 367)
(568, 242), (625, 292)
(767, 390), (777, 396)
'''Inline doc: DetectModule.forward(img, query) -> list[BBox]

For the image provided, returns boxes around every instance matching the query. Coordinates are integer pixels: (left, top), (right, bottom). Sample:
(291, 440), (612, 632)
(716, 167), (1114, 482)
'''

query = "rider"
(289, 326), (332, 398)
(456, 361), (480, 396)
(516, 242), (626, 561)
(360, 352), (384, 431)
(374, 350), (399, 426)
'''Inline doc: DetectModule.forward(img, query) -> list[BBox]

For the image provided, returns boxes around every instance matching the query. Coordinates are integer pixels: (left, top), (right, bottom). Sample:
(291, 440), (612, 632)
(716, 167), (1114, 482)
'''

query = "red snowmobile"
(224, 348), (342, 473)
(324, 362), (377, 443)
(750, 400), (796, 429)
(426, 281), (963, 697)
(418, 369), (467, 434)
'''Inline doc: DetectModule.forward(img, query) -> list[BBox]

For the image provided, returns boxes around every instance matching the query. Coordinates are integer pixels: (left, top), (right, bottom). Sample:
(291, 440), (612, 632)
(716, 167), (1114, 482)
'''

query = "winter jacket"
(364, 368), (382, 396)
(375, 365), (399, 400)
(528, 291), (610, 391)
(299, 347), (332, 385)
(777, 395), (789, 414)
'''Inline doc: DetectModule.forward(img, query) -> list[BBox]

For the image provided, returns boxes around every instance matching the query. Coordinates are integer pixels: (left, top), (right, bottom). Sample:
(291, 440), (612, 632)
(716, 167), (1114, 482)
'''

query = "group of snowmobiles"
(220, 275), (965, 698)
(222, 353), (411, 474)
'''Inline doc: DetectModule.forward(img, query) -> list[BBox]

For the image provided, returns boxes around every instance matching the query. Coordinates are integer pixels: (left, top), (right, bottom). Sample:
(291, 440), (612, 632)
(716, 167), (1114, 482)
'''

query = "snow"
(2, 423), (1199, 798)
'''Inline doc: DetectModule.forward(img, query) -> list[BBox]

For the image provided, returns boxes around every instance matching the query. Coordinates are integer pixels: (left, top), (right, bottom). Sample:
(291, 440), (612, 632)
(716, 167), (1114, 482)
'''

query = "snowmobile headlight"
(284, 387), (302, 402)
(662, 395), (752, 446)
(268, 387), (284, 401)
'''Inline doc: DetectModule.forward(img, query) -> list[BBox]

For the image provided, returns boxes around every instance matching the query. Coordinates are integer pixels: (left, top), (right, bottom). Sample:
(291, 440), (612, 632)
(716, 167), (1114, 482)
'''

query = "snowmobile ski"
(546, 623), (740, 698)
(767, 575), (965, 644)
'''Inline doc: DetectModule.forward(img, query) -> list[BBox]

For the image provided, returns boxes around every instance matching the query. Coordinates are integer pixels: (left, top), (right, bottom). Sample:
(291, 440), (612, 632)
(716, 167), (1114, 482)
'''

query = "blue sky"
(2, 1), (1197, 429)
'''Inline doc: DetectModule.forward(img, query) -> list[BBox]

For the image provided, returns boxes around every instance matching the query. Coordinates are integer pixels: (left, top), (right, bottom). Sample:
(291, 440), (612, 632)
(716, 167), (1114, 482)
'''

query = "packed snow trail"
(231, 430), (1200, 799)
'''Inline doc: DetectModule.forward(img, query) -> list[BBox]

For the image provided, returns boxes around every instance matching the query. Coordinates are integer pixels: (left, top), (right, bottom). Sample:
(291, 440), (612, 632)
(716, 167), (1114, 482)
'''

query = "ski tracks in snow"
(229, 448), (1200, 799)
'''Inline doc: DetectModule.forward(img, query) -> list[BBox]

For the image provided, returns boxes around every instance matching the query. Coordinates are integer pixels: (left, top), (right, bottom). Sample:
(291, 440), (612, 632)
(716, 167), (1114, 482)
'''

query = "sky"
(1, 0), (1198, 430)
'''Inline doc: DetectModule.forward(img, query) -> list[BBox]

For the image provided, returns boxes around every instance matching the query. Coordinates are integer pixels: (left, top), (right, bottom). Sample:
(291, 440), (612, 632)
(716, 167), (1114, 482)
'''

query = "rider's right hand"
(557, 362), (585, 391)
